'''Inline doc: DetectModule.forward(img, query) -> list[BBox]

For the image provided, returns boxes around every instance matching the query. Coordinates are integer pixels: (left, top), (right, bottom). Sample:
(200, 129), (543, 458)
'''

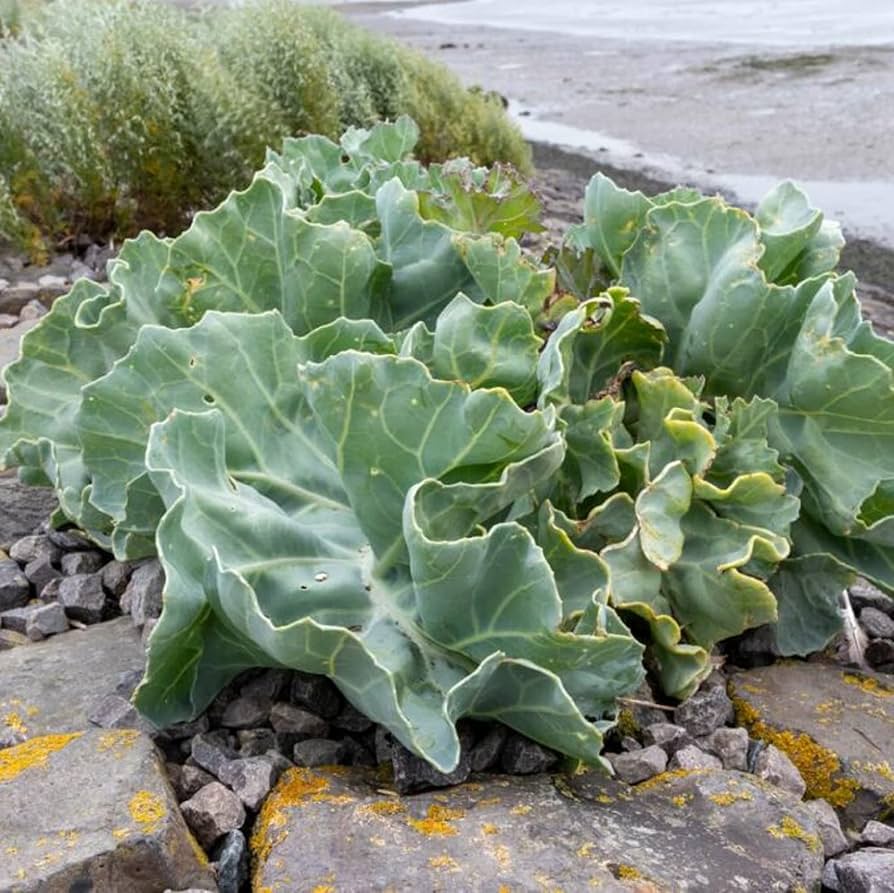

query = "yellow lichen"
(594, 793), (614, 805)
(842, 673), (894, 697)
(360, 800), (406, 817)
(577, 842), (595, 858)
(429, 855), (460, 871)
(709, 790), (754, 806)
(732, 696), (860, 807)
(97, 729), (140, 756)
(671, 794), (691, 807)
(509, 804), (532, 816)
(0, 732), (82, 783)
(311, 886), (335, 893)
(408, 804), (465, 837)
(3, 712), (27, 736)
(853, 760), (894, 782)
(489, 842), (511, 869)
(615, 708), (640, 739)
(615, 864), (642, 880)
(634, 769), (696, 792)
(767, 816), (822, 852)
(111, 829), (131, 841)
(481, 822), (499, 835)
(498, 886), (512, 893)
(478, 796), (503, 807)
(128, 790), (166, 833)
(186, 829), (209, 867)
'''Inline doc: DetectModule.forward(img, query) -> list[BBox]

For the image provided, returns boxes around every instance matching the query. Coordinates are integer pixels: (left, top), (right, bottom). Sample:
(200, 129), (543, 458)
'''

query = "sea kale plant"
(2, 117), (891, 772)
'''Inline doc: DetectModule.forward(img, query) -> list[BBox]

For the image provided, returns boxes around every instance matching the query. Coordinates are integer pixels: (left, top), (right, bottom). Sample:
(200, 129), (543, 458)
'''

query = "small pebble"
(608, 744), (668, 784)
(752, 744), (806, 798)
(180, 782), (246, 849)
(668, 745), (722, 772)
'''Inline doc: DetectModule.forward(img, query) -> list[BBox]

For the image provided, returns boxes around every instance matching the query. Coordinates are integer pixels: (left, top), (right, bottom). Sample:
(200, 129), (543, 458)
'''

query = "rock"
(674, 683), (734, 738)
(861, 607), (894, 640)
(0, 471), (57, 548)
(24, 601), (68, 640)
(607, 744), (668, 783)
(668, 744), (723, 771)
(823, 848), (894, 893)
(332, 701), (374, 733)
(0, 280), (39, 314)
(391, 737), (473, 794)
(500, 732), (559, 775)
(60, 550), (107, 576)
(340, 737), (375, 767)
(860, 820), (894, 847)
(36, 273), (68, 295)
(220, 694), (271, 729)
(47, 526), (95, 551)
(0, 628), (30, 650)
(38, 576), (61, 602)
(58, 572), (106, 623)
(729, 663), (894, 827)
(123, 558), (164, 627)
(292, 738), (347, 767)
(213, 829), (248, 893)
(289, 670), (342, 718)
(866, 638), (894, 672)
(619, 678), (668, 732)
(0, 312), (17, 328)
(642, 721), (694, 756)
(850, 580), (894, 617)
(101, 558), (137, 596)
(239, 668), (289, 702)
(10, 533), (60, 565)
(180, 781), (246, 849)
(173, 765), (217, 802)
(700, 727), (749, 771)
(253, 766), (824, 891)
(23, 555), (61, 592)
(0, 617), (143, 742)
(18, 298), (48, 320)
(0, 730), (215, 891)
(269, 702), (329, 739)
(159, 715), (210, 742)
(469, 725), (507, 772)
(116, 668), (145, 699)
(802, 797), (849, 857)
(87, 693), (155, 734)
(0, 557), (30, 611)
(753, 744), (807, 799)
(1, 604), (38, 633)
(218, 755), (283, 811)
(236, 727), (278, 756)
(190, 731), (239, 779)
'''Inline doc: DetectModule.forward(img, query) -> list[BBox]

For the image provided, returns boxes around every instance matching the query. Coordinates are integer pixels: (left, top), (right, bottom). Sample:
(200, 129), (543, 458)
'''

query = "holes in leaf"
(188, 356), (197, 368)
(203, 394), (215, 405)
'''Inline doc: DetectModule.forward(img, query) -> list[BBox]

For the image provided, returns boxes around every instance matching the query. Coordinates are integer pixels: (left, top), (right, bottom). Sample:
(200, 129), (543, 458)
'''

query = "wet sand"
(339, 0), (894, 329)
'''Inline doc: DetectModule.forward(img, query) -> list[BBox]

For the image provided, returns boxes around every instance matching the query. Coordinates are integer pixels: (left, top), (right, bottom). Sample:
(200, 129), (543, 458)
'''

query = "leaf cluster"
(1, 117), (889, 771)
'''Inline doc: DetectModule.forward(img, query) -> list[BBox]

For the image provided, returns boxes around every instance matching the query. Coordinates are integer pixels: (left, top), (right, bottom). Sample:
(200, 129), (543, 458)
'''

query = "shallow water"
(396, 0), (894, 48)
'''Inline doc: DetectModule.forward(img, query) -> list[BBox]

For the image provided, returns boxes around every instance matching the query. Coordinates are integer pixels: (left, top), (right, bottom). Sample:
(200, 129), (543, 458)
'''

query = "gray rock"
(289, 670), (342, 718)
(500, 732), (558, 775)
(0, 617), (143, 742)
(332, 701), (374, 733)
(668, 744), (723, 771)
(58, 572), (106, 623)
(87, 693), (154, 734)
(0, 628), (30, 650)
(753, 744), (807, 799)
(608, 744), (668, 783)
(292, 738), (347, 767)
(18, 298), (48, 320)
(729, 663), (894, 827)
(0, 280), (39, 314)
(0, 312), (16, 328)
(124, 558), (165, 627)
(38, 576), (61, 602)
(23, 555), (61, 592)
(803, 797), (849, 857)
(180, 781), (246, 849)
(236, 727), (278, 756)
(374, 726), (393, 764)
(173, 765), (217, 802)
(1, 604), (38, 633)
(622, 678), (669, 730)
(10, 533), (60, 565)
(239, 668), (289, 702)
(254, 766), (824, 892)
(0, 470), (57, 548)
(218, 755), (283, 810)
(824, 848), (894, 893)
(159, 715), (210, 742)
(470, 724), (508, 771)
(850, 580), (894, 617)
(866, 639), (894, 672)
(0, 557), (31, 610)
(190, 731), (239, 779)
(60, 550), (107, 576)
(674, 683), (734, 738)
(340, 737), (375, 767)
(269, 702), (329, 739)
(101, 558), (137, 596)
(391, 735), (473, 794)
(37, 273), (68, 294)
(620, 735), (641, 751)
(220, 694), (271, 729)
(116, 668), (145, 699)
(861, 607), (894, 640)
(25, 601), (68, 640)
(213, 829), (248, 893)
(47, 526), (95, 551)
(860, 820), (894, 848)
(700, 726), (749, 771)
(642, 721), (694, 756)
(0, 730), (215, 892)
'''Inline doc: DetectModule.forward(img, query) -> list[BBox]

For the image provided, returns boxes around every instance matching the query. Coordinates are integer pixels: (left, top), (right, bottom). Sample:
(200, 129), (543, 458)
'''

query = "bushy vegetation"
(0, 0), (529, 255)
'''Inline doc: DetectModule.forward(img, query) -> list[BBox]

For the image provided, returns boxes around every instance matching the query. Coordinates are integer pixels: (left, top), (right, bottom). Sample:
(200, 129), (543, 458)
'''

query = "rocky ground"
(1, 173), (894, 893)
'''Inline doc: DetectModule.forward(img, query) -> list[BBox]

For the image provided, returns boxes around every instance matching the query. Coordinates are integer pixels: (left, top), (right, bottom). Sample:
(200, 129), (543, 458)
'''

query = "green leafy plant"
(2, 117), (890, 772)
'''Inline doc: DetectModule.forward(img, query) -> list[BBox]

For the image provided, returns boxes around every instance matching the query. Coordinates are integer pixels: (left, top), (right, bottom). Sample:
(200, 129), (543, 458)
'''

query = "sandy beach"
(338, 0), (894, 328)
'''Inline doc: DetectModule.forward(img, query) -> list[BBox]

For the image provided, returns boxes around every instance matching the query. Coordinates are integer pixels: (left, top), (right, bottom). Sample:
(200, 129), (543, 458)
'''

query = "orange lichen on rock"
(634, 769), (697, 792)
(408, 804), (465, 837)
(732, 696), (860, 807)
(709, 790), (754, 806)
(842, 673), (894, 698)
(0, 732), (83, 783)
(361, 799), (406, 817)
(767, 816), (822, 852)
(128, 790), (166, 834)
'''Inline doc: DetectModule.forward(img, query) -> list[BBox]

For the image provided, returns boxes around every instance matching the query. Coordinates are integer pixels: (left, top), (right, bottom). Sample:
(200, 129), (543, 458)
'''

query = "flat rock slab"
(728, 662), (894, 828)
(0, 470), (57, 551)
(252, 766), (823, 891)
(0, 729), (216, 892)
(0, 617), (144, 744)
